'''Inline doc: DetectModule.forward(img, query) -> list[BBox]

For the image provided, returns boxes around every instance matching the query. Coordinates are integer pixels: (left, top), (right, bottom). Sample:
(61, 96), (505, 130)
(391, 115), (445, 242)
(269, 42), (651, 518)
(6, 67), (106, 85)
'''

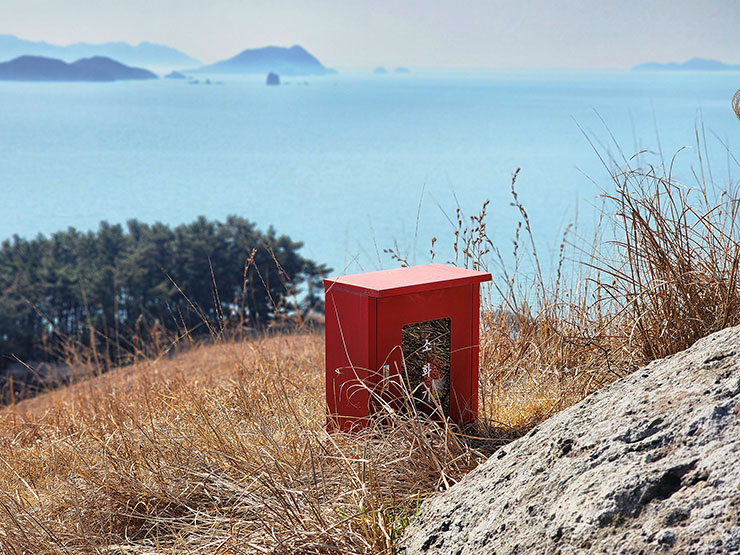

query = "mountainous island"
(0, 34), (199, 68)
(633, 57), (740, 71)
(165, 70), (187, 79)
(0, 55), (158, 81)
(194, 45), (335, 76)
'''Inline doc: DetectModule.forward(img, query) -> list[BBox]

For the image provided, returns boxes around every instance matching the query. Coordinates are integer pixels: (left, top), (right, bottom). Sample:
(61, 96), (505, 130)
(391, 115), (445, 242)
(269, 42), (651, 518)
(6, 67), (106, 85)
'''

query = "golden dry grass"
(3, 144), (740, 554)
(0, 313), (626, 555)
(0, 333), (494, 554)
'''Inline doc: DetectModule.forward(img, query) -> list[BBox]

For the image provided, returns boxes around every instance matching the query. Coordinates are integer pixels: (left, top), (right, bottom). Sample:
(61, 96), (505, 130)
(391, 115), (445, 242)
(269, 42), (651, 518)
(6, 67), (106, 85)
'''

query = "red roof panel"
(323, 263), (492, 298)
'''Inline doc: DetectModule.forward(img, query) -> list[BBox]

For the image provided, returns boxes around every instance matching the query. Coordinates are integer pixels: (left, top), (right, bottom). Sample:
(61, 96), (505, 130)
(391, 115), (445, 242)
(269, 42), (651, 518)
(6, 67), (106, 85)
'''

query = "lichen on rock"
(399, 326), (740, 554)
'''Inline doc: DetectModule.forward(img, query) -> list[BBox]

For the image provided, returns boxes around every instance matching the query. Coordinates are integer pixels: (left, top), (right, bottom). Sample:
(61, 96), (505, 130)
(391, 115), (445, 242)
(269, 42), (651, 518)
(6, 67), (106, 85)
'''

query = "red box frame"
(324, 264), (491, 432)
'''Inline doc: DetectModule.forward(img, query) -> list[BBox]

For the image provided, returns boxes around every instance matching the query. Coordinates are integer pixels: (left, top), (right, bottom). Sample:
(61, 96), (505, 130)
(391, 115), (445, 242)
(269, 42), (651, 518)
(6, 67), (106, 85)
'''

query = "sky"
(2, 0), (739, 69)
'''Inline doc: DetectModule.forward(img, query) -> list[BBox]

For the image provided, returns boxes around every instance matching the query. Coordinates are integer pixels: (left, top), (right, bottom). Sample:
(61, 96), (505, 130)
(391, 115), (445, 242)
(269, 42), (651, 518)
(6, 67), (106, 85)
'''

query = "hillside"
(0, 34), (199, 67)
(0, 55), (158, 81)
(195, 45), (336, 75)
(4, 324), (739, 553)
(0, 331), (484, 553)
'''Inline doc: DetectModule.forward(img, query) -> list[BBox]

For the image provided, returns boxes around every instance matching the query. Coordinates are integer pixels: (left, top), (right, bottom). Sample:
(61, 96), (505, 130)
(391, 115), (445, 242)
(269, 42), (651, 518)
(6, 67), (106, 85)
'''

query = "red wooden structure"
(324, 263), (491, 432)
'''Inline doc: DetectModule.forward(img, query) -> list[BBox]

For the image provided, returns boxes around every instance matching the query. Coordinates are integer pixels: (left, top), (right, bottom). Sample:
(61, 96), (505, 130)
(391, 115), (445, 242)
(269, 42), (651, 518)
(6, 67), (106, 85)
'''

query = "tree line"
(0, 216), (329, 371)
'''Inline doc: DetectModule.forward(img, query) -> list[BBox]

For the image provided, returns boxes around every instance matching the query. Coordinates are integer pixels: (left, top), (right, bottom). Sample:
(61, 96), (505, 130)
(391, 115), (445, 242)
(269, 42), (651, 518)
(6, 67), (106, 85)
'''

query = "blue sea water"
(1, 71), (739, 278)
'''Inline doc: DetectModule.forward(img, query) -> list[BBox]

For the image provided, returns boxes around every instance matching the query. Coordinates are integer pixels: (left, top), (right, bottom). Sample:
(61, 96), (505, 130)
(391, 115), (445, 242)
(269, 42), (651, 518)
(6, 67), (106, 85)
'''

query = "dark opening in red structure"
(324, 264), (492, 432)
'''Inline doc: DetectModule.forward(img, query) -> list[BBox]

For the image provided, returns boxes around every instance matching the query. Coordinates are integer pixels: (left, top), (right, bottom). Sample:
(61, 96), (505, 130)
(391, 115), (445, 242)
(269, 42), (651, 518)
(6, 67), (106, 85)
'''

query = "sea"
(1, 70), (739, 280)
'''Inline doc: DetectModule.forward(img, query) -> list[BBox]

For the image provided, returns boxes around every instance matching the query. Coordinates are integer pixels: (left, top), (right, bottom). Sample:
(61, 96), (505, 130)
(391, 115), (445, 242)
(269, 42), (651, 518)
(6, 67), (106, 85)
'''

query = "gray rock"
(399, 326), (740, 554)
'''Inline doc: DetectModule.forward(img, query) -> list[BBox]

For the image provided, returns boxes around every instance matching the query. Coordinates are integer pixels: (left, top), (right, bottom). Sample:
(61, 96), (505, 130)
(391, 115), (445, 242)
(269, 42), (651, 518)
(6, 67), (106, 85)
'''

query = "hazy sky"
(2, 0), (739, 69)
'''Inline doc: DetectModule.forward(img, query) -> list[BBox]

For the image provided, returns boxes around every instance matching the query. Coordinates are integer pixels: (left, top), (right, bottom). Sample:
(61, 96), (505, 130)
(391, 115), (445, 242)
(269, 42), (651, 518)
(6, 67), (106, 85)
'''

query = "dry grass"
(0, 333), (492, 554)
(466, 145), (740, 433)
(2, 142), (740, 553)
(598, 158), (740, 359)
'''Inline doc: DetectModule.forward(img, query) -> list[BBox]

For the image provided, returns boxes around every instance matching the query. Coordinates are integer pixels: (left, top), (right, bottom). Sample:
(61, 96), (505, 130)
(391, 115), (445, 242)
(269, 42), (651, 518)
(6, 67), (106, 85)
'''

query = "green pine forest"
(0, 216), (329, 377)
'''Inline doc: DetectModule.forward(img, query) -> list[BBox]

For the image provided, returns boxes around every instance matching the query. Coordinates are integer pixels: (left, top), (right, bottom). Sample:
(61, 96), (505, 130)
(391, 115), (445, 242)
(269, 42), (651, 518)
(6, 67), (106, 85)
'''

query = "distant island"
(165, 70), (187, 79)
(633, 58), (740, 71)
(194, 45), (335, 76)
(373, 66), (409, 75)
(0, 34), (199, 68)
(0, 55), (158, 81)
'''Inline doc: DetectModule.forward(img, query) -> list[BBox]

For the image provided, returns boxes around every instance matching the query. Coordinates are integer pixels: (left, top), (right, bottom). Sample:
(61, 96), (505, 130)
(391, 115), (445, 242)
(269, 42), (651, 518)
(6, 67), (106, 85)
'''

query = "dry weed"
(0, 333), (489, 554)
(2, 139), (740, 553)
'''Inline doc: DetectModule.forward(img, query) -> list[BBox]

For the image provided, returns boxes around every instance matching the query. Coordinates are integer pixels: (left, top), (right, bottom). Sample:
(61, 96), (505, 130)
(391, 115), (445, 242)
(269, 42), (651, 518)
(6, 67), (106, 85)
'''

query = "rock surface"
(400, 326), (740, 554)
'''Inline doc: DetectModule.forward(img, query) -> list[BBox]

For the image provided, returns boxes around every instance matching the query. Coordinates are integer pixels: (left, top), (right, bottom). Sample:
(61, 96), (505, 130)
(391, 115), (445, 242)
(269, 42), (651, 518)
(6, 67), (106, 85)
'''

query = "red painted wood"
(323, 263), (491, 298)
(324, 288), (377, 432)
(324, 264), (490, 431)
(469, 285), (481, 418)
(376, 285), (477, 424)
